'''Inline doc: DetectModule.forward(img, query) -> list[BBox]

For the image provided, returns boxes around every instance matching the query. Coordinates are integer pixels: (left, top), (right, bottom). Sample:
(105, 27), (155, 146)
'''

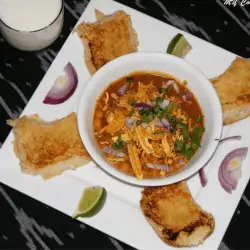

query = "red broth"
(93, 71), (204, 179)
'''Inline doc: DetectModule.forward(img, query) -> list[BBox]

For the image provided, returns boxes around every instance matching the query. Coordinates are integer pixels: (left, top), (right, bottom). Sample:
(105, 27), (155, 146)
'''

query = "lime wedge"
(167, 33), (192, 58)
(72, 187), (106, 218)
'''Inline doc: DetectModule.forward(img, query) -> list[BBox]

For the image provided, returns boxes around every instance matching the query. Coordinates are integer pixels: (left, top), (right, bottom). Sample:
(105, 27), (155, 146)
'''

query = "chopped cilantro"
(173, 125), (204, 160)
(138, 108), (158, 123)
(196, 114), (203, 123)
(168, 114), (177, 123)
(153, 106), (163, 119)
(181, 149), (195, 160)
(139, 107), (153, 116)
(192, 126), (205, 147)
(191, 143), (199, 150)
(112, 135), (124, 149)
(141, 114), (154, 123)
(174, 140), (185, 152)
(166, 114), (177, 132)
(127, 99), (136, 106)
(139, 108), (152, 116)
(175, 140), (195, 160)
(155, 96), (164, 104)
(179, 124), (189, 141)
(185, 143), (191, 151)
(159, 88), (167, 94)
(175, 141), (195, 160)
(109, 84), (114, 88)
(128, 109), (134, 116)
(126, 76), (134, 83)
(139, 106), (163, 123)
(176, 123), (186, 129)
(163, 102), (179, 114)
(164, 104), (173, 114)
(138, 103), (181, 125)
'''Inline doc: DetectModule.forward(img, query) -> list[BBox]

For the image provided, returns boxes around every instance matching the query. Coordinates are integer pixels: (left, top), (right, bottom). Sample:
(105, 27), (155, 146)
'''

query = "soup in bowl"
(93, 72), (205, 180)
(77, 52), (222, 186)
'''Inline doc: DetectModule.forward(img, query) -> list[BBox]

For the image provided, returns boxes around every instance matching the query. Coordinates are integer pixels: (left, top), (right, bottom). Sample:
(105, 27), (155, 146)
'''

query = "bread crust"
(76, 9), (139, 75)
(140, 182), (215, 247)
(7, 112), (91, 179)
(210, 57), (250, 125)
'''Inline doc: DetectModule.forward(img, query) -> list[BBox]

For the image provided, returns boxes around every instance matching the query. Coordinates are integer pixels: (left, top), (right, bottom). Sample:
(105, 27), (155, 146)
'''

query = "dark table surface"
(1, 0), (250, 249)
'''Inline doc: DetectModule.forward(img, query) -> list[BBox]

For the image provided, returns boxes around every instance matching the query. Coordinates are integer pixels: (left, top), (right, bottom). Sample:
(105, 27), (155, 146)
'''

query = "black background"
(0, 0), (250, 249)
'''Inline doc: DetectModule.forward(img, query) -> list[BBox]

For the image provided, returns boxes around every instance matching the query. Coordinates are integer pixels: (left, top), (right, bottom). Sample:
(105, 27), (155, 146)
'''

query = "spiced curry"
(93, 71), (205, 179)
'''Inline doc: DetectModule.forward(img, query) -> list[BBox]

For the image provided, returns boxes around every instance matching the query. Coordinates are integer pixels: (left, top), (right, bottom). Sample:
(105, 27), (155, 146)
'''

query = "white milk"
(0, 0), (62, 31)
(0, 0), (64, 51)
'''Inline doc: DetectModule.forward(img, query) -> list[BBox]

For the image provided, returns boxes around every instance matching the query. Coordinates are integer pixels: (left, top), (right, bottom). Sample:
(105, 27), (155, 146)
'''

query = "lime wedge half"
(167, 33), (192, 58)
(73, 187), (106, 218)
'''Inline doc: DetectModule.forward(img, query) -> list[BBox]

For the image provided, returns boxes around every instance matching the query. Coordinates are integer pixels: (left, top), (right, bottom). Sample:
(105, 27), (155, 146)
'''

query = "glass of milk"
(0, 0), (64, 51)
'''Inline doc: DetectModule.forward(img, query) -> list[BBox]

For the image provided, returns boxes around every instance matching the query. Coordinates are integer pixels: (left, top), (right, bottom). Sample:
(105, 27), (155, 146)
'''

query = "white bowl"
(77, 52), (223, 186)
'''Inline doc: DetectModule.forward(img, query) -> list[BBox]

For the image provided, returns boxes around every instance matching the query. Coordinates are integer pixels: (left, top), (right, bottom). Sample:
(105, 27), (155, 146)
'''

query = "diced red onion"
(102, 146), (126, 158)
(141, 122), (148, 128)
(219, 136), (242, 144)
(135, 102), (153, 109)
(152, 120), (164, 127)
(43, 62), (78, 105)
(198, 167), (208, 187)
(185, 92), (192, 98)
(159, 99), (170, 110)
(117, 83), (129, 96)
(218, 147), (248, 193)
(230, 168), (242, 182)
(161, 118), (170, 130)
(199, 135), (242, 188)
(219, 167), (242, 194)
(218, 166), (233, 194)
(162, 80), (175, 89)
(146, 101), (154, 106)
(102, 146), (114, 154)
(116, 152), (126, 158)
(178, 159), (185, 165)
(146, 163), (169, 171)
(125, 117), (135, 128)
(173, 83), (180, 93)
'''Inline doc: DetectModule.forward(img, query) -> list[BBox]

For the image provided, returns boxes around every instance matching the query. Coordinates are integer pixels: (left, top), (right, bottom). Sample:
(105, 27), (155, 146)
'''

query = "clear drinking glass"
(0, 0), (64, 51)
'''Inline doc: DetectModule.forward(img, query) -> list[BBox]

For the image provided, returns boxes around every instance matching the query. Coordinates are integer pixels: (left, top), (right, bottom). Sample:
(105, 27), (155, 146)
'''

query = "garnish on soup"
(93, 72), (205, 180)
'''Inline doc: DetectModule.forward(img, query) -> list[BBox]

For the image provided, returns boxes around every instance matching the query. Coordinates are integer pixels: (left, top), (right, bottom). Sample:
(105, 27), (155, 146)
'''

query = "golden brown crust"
(140, 182), (215, 247)
(76, 10), (139, 75)
(94, 9), (105, 20)
(19, 156), (90, 180)
(8, 112), (91, 179)
(210, 57), (250, 125)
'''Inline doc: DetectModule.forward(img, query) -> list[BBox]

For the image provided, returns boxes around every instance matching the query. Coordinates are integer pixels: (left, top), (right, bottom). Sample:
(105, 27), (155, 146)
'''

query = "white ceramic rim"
(77, 52), (223, 186)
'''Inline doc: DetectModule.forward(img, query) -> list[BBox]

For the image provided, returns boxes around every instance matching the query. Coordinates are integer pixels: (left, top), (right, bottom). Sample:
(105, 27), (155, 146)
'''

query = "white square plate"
(0, 0), (249, 249)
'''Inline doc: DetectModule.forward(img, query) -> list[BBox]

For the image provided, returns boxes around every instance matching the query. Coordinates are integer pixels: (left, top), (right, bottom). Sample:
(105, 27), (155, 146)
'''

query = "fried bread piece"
(211, 57), (250, 125)
(76, 9), (139, 75)
(7, 112), (91, 179)
(94, 9), (105, 20)
(140, 182), (215, 247)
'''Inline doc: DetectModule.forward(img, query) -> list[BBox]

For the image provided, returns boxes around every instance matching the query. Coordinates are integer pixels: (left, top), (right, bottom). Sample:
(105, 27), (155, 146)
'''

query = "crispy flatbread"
(140, 181), (215, 247)
(95, 9), (105, 20)
(211, 57), (250, 125)
(7, 112), (91, 179)
(76, 9), (139, 75)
